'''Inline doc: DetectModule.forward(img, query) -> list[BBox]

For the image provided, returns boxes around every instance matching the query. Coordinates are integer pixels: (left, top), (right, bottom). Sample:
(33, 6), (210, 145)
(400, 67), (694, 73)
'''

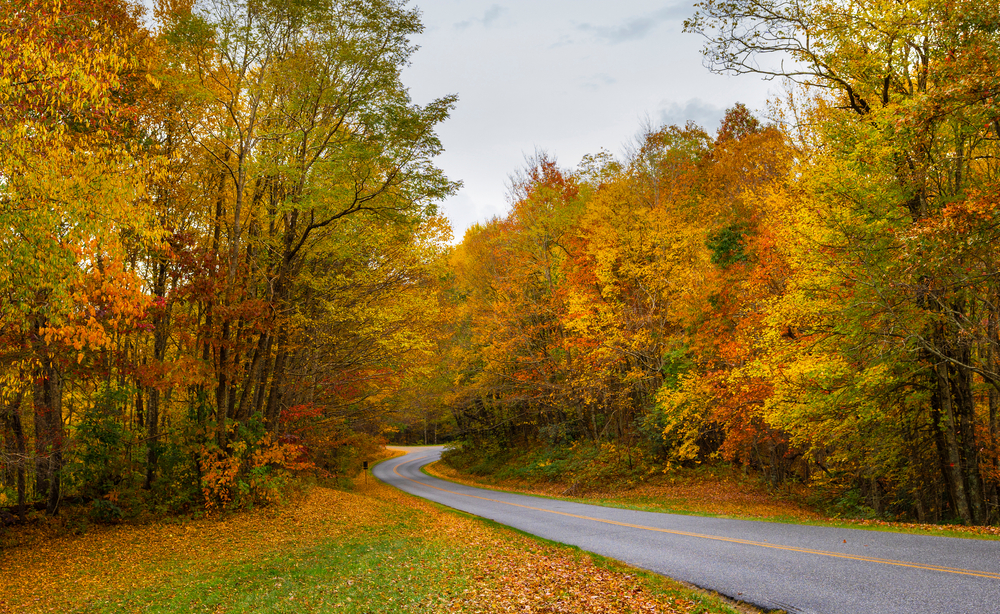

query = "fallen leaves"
(0, 470), (749, 614)
(427, 461), (1000, 541)
(446, 544), (700, 614)
(427, 461), (823, 522)
(0, 488), (388, 613)
(834, 518), (1000, 539)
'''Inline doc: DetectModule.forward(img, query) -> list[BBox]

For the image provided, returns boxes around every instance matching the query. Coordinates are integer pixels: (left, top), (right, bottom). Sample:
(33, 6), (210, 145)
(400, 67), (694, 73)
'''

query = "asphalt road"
(373, 446), (1000, 614)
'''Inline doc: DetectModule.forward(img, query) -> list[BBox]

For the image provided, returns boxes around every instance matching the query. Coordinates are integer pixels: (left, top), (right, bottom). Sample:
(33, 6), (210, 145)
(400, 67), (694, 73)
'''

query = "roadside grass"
(0, 464), (761, 614)
(0, 484), (467, 614)
(427, 459), (1000, 541)
(427, 456), (821, 522)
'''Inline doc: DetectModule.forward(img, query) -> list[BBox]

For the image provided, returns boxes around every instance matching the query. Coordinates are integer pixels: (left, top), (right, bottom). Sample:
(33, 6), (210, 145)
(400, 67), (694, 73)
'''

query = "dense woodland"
(2, 0), (1000, 527)
(0, 0), (456, 519)
(439, 0), (1000, 525)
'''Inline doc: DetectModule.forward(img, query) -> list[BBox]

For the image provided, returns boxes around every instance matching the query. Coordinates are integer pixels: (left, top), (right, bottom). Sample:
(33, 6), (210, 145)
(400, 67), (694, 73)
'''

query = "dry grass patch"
(0, 487), (393, 613)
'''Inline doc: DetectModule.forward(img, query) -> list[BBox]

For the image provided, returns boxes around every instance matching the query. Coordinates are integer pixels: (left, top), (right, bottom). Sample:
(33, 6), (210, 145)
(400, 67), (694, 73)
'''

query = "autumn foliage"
(438, 0), (1000, 526)
(0, 473), (746, 614)
(4, 0), (1000, 532)
(0, 0), (455, 519)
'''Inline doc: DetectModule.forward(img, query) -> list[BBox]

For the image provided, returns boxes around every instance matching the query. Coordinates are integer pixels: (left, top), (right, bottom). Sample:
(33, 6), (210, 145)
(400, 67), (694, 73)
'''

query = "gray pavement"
(373, 446), (1000, 614)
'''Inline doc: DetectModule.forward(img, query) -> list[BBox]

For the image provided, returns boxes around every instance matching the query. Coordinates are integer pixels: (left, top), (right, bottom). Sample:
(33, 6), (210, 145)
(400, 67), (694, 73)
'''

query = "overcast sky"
(400, 0), (780, 240)
(141, 0), (780, 240)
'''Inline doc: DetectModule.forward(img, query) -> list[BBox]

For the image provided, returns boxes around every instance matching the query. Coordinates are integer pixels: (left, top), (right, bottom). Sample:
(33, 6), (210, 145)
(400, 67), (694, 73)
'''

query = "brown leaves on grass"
(0, 488), (390, 613)
(427, 461), (822, 522)
(428, 461), (1000, 540)
(448, 542), (702, 614)
(0, 463), (745, 614)
(418, 486), (733, 613)
(613, 478), (822, 522)
(835, 518), (1000, 539)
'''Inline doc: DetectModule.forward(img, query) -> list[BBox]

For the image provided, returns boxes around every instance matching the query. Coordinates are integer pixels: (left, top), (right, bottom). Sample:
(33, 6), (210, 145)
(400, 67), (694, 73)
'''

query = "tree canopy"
(3, 0), (1000, 529)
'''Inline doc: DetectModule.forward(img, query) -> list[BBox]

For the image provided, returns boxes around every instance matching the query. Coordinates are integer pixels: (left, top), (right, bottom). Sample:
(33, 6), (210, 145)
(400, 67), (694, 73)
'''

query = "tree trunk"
(216, 319), (231, 448)
(950, 359), (985, 524)
(32, 329), (63, 515)
(988, 312), (999, 524)
(207, 163), (226, 443)
(236, 332), (268, 421)
(146, 261), (171, 489)
(265, 337), (288, 427)
(1, 392), (27, 521)
(935, 362), (972, 524)
(930, 400), (954, 519)
(253, 334), (274, 417)
(990, 384), (999, 524)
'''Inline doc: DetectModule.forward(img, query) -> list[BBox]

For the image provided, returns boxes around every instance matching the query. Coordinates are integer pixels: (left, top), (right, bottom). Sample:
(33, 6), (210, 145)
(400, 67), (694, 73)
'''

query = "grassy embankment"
(432, 444), (1000, 540)
(0, 453), (760, 614)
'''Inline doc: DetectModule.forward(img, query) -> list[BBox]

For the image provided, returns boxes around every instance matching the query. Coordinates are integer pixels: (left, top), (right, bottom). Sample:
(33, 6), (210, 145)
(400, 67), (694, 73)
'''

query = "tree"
(0, 0), (156, 514)
(689, 0), (1000, 523)
(156, 0), (456, 448)
(564, 125), (712, 445)
(0, 0), (459, 516)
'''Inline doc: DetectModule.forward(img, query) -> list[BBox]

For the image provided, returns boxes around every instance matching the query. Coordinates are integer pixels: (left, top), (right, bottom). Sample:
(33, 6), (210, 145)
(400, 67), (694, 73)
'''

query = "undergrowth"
(436, 443), (1000, 539)
(444, 440), (660, 494)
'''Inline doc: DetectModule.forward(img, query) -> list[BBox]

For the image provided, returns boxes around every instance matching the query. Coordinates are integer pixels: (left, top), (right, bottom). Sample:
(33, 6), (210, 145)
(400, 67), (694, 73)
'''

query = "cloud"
(577, 2), (694, 44)
(455, 4), (507, 30)
(481, 5), (505, 27)
(581, 73), (618, 91)
(657, 98), (727, 131)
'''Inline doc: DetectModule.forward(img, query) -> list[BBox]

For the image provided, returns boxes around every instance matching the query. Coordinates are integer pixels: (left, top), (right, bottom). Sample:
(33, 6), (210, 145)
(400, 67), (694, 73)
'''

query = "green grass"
(76, 532), (467, 613)
(68, 492), (468, 613)
(3, 460), (764, 614)
(578, 494), (1000, 540)
(560, 491), (1000, 541)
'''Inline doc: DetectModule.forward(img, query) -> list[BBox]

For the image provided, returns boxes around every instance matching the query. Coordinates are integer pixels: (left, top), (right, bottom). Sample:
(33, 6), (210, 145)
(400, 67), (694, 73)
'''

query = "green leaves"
(0, 0), (458, 516)
(706, 225), (748, 268)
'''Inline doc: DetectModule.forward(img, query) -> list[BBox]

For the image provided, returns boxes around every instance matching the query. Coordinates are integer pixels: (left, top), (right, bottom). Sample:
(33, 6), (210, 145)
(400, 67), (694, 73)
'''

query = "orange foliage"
(199, 433), (309, 509)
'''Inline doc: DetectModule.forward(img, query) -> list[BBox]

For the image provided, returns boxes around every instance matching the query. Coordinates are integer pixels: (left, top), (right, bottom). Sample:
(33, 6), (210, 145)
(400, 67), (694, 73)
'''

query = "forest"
(2, 0), (1000, 528)
(0, 0), (456, 520)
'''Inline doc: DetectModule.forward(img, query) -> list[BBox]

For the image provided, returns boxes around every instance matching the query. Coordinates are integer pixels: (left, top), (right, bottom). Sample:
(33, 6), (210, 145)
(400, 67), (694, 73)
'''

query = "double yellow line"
(394, 455), (1000, 581)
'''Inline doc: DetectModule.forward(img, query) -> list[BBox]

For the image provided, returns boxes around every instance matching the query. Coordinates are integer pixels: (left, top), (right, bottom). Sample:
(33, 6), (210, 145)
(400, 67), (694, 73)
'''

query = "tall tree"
(689, 0), (1000, 523)
(156, 0), (457, 447)
(0, 0), (155, 513)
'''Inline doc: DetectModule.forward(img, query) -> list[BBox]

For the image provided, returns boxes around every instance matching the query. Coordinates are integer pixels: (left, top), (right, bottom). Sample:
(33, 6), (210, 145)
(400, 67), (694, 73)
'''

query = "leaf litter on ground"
(0, 464), (755, 614)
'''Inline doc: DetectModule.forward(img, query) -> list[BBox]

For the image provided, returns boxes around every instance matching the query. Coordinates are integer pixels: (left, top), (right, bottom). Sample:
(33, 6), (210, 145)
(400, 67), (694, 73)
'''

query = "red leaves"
(281, 402), (324, 423)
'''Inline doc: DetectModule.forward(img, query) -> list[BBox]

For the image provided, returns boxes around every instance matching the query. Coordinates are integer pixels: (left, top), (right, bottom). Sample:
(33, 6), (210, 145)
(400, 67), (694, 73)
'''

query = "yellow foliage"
(653, 375), (717, 466)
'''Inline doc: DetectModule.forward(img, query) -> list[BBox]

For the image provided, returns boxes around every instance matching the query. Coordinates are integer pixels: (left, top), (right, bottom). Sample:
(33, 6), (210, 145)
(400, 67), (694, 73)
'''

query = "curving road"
(374, 446), (1000, 614)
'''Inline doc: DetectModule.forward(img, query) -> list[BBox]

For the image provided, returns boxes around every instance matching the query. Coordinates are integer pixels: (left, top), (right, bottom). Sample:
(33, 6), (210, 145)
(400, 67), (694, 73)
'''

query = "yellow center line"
(393, 455), (1000, 581)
